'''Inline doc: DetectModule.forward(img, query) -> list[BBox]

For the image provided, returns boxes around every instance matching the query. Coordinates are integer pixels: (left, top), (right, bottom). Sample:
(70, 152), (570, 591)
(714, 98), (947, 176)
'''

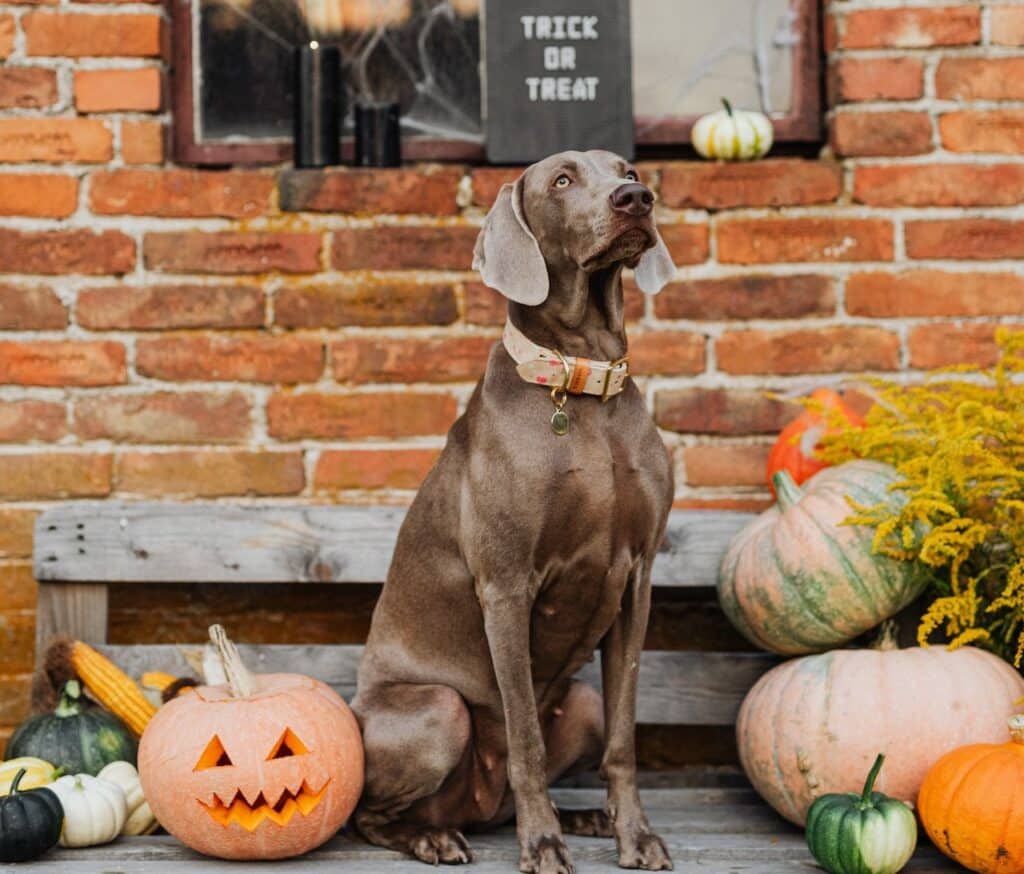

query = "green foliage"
(820, 329), (1024, 665)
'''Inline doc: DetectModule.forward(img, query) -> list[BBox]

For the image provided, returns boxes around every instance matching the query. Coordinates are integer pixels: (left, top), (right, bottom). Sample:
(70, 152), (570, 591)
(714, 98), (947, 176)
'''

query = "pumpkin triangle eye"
(194, 735), (233, 770)
(268, 728), (308, 760)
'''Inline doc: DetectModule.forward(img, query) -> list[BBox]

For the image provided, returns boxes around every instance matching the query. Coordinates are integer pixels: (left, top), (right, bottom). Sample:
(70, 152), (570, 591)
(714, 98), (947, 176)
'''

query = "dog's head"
(473, 150), (676, 306)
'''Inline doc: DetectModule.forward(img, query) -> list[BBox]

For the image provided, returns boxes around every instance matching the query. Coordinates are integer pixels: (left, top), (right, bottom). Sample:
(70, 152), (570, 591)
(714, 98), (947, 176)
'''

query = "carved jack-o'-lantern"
(138, 626), (364, 860)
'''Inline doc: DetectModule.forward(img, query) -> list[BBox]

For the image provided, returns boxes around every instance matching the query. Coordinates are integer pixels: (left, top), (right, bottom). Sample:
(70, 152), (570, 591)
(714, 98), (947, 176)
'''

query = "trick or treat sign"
(483, 0), (634, 163)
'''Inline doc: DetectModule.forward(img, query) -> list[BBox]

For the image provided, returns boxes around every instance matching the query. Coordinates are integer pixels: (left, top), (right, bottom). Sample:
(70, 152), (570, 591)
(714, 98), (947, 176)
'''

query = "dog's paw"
(559, 808), (614, 838)
(519, 833), (575, 874)
(410, 827), (474, 865)
(617, 830), (673, 870)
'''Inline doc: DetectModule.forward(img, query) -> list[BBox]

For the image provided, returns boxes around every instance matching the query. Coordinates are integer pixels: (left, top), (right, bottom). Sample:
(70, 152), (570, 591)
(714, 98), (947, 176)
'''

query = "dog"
(351, 150), (677, 874)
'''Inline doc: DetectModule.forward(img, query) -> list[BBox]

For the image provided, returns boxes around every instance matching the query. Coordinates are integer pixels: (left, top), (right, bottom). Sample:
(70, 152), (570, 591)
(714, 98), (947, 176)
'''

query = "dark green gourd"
(0, 768), (64, 862)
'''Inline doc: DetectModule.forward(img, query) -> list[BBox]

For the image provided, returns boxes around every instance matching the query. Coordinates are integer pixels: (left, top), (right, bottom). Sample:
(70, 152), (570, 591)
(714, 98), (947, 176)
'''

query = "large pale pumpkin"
(138, 626), (363, 860)
(718, 460), (923, 655)
(918, 716), (1024, 874)
(738, 634), (1024, 826)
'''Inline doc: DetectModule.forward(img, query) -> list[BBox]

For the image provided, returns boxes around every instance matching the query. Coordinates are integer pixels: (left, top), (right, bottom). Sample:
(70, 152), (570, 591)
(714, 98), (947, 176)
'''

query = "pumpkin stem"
(721, 98), (734, 116)
(54, 679), (83, 718)
(870, 620), (900, 651)
(8, 768), (27, 796)
(772, 470), (804, 511)
(860, 753), (885, 806)
(208, 624), (255, 699)
(1010, 714), (1024, 744)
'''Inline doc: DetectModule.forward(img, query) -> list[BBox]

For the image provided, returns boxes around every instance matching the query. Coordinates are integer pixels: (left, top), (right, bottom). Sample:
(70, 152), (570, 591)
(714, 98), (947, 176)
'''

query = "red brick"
(0, 452), (111, 500)
(854, 164), (1024, 207)
(0, 284), (67, 329)
(92, 170), (273, 218)
(940, 111), (1024, 154)
(992, 5), (1024, 46)
(77, 284), (264, 330)
(0, 118), (112, 163)
(905, 220), (1024, 261)
(116, 450), (304, 497)
(830, 57), (924, 103)
(121, 120), (164, 164)
(0, 341), (125, 386)
(627, 331), (705, 376)
(279, 166), (463, 215)
(267, 392), (457, 440)
(0, 563), (36, 612)
(0, 173), (77, 218)
(0, 400), (66, 442)
(659, 223), (709, 265)
(683, 444), (771, 488)
(653, 274), (835, 321)
(830, 111), (933, 157)
(331, 226), (479, 271)
(0, 229), (134, 275)
(837, 6), (980, 48)
(847, 271), (1024, 318)
(275, 282), (457, 328)
(331, 335), (494, 383)
(656, 389), (798, 435)
(144, 232), (321, 274)
(471, 167), (521, 206)
(660, 161), (841, 210)
(0, 16), (13, 59)
(0, 676), (32, 723)
(717, 327), (900, 375)
(908, 323), (1009, 369)
(936, 57), (1024, 101)
(74, 392), (251, 443)
(24, 13), (163, 57)
(673, 497), (773, 512)
(0, 509), (37, 558)
(717, 218), (893, 264)
(0, 68), (58, 109)
(74, 68), (161, 112)
(136, 335), (323, 383)
(314, 448), (441, 491)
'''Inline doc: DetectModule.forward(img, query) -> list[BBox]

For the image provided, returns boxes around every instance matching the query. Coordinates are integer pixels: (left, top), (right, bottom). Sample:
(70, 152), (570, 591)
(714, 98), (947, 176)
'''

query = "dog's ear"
(473, 179), (549, 305)
(634, 228), (676, 295)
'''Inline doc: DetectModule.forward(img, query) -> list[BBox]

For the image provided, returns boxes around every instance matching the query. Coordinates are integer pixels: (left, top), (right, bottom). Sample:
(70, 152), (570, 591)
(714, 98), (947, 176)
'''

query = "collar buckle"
(601, 356), (629, 403)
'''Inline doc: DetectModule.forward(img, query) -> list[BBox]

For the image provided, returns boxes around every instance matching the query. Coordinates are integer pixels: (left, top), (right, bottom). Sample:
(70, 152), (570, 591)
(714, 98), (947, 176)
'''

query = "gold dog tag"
(550, 409), (569, 436)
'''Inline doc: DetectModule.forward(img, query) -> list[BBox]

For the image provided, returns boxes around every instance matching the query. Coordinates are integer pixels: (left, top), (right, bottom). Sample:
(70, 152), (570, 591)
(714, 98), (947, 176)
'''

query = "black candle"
(354, 102), (402, 168)
(293, 41), (343, 168)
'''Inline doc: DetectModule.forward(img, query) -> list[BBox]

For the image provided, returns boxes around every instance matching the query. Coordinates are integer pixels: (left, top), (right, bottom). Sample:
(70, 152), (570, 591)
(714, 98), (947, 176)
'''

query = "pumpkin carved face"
(139, 671), (364, 860)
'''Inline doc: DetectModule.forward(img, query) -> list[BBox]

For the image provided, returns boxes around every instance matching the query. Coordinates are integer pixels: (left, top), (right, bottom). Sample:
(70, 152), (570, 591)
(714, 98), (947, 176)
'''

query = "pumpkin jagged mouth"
(200, 780), (329, 831)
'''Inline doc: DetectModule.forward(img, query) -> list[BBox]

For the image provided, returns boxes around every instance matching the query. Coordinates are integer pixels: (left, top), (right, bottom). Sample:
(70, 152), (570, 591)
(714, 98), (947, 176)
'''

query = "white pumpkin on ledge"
(692, 99), (774, 161)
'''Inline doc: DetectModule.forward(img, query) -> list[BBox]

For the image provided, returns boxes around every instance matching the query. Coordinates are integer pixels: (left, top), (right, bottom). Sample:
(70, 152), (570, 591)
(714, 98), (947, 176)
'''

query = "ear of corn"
(69, 641), (158, 737)
(140, 671), (178, 692)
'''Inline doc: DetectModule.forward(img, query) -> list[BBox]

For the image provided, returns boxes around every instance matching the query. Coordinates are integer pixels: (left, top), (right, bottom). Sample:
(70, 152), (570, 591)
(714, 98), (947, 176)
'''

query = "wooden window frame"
(171, 0), (822, 166)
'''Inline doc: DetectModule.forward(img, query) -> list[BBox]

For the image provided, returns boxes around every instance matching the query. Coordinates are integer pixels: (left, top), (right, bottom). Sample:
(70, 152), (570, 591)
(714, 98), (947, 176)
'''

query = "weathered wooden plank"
(34, 582), (107, 661)
(96, 645), (777, 726)
(34, 503), (753, 587)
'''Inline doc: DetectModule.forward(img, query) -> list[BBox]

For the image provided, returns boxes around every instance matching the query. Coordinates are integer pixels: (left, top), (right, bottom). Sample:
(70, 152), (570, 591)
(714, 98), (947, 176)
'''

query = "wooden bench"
(29, 502), (958, 872)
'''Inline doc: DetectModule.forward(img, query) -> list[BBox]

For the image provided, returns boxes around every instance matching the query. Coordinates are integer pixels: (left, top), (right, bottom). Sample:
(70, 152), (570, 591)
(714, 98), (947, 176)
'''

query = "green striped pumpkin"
(5, 681), (136, 777)
(806, 754), (917, 874)
(717, 461), (924, 655)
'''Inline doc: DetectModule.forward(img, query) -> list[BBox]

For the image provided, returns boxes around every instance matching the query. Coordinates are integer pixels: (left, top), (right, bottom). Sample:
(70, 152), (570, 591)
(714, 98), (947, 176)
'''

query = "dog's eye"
(553, 174), (572, 189)
(624, 171), (639, 182)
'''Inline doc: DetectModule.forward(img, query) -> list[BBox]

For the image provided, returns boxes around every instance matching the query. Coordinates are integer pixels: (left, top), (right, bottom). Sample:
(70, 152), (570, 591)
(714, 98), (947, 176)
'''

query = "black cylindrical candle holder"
(354, 102), (401, 167)
(293, 41), (343, 168)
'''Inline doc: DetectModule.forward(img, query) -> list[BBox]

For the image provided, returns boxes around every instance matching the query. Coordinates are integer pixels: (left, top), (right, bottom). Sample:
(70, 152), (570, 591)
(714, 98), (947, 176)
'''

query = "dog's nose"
(609, 183), (654, 216)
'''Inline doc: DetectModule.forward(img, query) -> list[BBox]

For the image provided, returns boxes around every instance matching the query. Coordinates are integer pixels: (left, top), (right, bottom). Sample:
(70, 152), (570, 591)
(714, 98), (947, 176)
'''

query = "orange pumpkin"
(737, 629), (1024, 826)
(919, 715), (1024, 874)
(138, 626), (363, 860)
(767, 389), (864, 492)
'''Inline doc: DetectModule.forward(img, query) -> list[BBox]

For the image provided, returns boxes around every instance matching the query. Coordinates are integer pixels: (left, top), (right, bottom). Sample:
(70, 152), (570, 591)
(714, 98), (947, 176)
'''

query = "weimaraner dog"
(351, 150), (678, 874)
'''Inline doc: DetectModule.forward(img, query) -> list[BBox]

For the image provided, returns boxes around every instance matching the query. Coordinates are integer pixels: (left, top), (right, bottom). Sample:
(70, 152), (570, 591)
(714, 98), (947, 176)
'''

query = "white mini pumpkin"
(97, 761), (158, 836)
(48, 773), (127, 847)
(692, 99), (773, 160)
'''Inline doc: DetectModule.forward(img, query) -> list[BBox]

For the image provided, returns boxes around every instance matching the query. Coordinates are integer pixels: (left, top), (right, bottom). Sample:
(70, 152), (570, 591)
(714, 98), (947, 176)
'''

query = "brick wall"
(2, 1), (1024, 743)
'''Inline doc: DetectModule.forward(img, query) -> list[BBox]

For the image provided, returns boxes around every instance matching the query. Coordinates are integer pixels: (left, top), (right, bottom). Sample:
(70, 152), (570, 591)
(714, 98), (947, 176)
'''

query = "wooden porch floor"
(24, 787), (960, 873)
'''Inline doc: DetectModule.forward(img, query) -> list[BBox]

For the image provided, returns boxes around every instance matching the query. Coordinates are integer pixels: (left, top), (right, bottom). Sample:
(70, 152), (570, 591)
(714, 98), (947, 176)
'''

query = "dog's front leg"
(600, 559), (673, 871)
(480, 585), (574, 874)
